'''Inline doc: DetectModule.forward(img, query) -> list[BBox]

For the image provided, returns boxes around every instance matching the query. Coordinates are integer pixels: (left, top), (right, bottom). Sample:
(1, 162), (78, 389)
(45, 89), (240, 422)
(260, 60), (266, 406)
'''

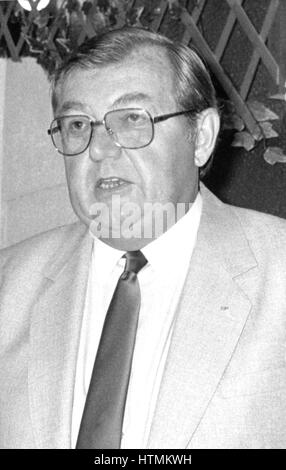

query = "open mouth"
(96, 177), (130, 190)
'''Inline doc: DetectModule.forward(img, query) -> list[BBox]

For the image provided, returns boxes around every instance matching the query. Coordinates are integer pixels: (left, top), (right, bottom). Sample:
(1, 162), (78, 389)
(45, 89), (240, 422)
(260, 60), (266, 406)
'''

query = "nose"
(88, 124), (122, 162)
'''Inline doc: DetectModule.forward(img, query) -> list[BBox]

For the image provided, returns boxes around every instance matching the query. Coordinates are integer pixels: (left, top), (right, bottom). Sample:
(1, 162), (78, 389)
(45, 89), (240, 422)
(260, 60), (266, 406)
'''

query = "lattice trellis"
(0, 1), (24, 60)
(0, 0), (284, 139)
(177, 0), (283, 138)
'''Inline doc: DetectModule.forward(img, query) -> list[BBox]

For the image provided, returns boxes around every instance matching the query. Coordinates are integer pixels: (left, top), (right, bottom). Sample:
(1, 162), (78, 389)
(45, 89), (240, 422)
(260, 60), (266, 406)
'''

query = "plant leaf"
(168, 0), (179, 9)
(252, 124), (264, 141)
(223, 113), (244, 131)
(270, 93), (286, 101)
(248, 100), (279, 121)
(260, 121), (278, 139)
(87, 5), (107, 34)
(232, 131), (256, 151)
(33, 10), (50, 29)
(263, 147), (286, 165)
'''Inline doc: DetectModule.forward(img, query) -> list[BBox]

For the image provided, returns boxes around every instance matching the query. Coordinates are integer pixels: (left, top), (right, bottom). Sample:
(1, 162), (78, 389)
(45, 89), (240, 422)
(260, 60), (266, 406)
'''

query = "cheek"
(149, 137), (196, 201)
(64, 159), (89, 209)
(133, 158), (176, 203)
(64, 160), (76, 193)
(144, 142), (191, 194)
(65, 157), (90, 191)
(130, 152), (164, 200)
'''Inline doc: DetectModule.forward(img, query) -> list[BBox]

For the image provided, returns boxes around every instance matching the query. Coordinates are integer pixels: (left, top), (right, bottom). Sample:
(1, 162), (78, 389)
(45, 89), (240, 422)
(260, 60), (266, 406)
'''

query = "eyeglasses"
(48, 107), (194, 156)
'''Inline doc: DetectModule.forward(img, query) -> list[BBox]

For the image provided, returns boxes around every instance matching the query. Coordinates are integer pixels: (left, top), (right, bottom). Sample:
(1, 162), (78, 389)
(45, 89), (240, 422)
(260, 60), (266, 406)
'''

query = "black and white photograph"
(0, 0), (286, 456)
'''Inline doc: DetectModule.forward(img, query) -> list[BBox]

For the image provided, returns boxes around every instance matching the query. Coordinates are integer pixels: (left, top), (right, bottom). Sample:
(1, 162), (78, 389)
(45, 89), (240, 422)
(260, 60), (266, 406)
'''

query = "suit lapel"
(28, 225), (93, 448)
(148, 186), (258, 448)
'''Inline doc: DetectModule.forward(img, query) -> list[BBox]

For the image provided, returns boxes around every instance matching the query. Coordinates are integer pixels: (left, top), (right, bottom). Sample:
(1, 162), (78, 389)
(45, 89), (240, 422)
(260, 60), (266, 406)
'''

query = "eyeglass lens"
(50, 108), (154, 155)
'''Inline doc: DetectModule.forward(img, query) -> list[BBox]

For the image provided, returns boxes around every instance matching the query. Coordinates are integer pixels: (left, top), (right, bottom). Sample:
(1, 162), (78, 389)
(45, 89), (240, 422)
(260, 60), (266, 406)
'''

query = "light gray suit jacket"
(1, 185), (286, 449)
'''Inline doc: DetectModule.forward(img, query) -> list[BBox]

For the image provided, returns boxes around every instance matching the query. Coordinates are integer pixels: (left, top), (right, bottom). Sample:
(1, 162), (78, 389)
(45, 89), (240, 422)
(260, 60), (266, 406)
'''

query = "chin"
(98, 236), (150, 252)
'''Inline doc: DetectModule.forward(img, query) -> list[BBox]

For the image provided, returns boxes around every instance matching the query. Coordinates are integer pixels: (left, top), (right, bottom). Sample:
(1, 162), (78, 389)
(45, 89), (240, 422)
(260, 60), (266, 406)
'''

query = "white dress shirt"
(72, 193), (202, 448)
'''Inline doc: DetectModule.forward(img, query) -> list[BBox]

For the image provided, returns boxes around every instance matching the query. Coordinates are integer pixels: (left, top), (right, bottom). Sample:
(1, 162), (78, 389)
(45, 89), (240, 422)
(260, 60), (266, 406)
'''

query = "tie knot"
(123, 250), (147, 274)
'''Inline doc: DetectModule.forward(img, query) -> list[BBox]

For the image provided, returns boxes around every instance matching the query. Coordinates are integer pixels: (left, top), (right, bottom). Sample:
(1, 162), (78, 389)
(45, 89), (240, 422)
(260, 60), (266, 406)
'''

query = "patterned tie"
(76, 250), (147, 449)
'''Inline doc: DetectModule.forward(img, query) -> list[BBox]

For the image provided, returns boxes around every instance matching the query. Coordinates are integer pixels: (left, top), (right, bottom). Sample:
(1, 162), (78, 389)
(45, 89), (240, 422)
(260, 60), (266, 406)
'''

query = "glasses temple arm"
(153, 109), (195, 124)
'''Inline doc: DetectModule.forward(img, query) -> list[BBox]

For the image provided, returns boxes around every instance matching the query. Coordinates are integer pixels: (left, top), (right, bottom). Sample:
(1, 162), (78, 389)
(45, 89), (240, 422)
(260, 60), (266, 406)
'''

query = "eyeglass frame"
(47, 107), (195, 157)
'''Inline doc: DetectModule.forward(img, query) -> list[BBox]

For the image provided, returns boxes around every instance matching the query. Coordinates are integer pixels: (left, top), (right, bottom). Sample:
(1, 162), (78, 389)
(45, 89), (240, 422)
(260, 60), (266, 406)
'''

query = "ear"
(193, 108), (220, 167)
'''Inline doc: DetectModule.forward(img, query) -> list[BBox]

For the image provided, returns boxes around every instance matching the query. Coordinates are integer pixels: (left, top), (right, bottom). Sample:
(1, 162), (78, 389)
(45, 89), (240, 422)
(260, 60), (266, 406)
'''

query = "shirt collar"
(90, 235), (125, 280)
(141, 192), (202, 274)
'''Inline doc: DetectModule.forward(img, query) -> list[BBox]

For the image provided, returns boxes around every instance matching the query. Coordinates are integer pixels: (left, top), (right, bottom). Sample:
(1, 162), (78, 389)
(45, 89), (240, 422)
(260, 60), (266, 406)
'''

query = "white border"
(0, 59), (7, 248)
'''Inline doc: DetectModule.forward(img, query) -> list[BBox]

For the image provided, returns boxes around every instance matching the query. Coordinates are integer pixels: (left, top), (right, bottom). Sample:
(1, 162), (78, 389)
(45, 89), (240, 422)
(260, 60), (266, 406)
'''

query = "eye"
(71, 120), (84, 129)
(121, 110), (149, 126)
(70, 118), (88, 131)
(127, 112), (143, 123)
(62, 116), (90, 135)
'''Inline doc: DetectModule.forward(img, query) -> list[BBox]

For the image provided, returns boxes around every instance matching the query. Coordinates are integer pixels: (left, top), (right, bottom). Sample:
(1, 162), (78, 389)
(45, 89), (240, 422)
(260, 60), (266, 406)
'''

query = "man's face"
(55, 48), (200, 250)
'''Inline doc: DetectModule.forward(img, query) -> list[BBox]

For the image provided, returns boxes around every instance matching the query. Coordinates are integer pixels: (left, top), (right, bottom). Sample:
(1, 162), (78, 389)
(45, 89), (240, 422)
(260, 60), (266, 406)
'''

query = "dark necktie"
(76, 250), (147, 449)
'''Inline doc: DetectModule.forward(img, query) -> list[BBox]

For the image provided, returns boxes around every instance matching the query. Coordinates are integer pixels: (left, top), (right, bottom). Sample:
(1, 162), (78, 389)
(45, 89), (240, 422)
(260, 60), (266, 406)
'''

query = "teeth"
(98, 178), (126, 189)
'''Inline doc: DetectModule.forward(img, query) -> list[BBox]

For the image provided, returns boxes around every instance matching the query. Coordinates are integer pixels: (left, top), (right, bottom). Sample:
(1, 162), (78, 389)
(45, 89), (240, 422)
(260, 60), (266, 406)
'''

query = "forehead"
(54, 47), (177, 114)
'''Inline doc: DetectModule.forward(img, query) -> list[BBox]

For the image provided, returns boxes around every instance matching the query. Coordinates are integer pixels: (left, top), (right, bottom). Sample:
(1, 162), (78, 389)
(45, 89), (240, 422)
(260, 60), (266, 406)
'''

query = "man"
(1, 27), (286, 449)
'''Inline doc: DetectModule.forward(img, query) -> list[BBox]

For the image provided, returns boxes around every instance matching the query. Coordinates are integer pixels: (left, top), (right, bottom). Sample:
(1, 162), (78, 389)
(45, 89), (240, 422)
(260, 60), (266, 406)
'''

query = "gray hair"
(51, 27), (217, 114)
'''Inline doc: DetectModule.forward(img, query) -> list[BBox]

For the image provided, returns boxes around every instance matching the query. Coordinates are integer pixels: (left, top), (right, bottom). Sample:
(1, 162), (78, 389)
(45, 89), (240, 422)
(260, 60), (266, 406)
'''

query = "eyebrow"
(112, 92), (152, 108)
(57, 92), (153, 116)
(56, 100), (90, 115)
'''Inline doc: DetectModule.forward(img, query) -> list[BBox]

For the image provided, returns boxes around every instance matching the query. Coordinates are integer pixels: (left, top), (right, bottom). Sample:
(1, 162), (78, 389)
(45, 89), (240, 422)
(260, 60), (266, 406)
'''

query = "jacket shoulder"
(229, 204), (286, 247)
(200, 185), (286, 264)
(0, 222), (87, 274)
(201, 184), (286, 246)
